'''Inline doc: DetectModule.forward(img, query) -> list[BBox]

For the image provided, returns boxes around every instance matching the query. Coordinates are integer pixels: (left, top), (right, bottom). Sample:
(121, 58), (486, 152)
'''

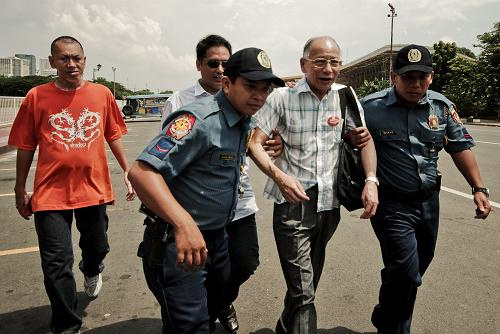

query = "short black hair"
(50, 36), (84, 55)
(196, 34), (232, 61)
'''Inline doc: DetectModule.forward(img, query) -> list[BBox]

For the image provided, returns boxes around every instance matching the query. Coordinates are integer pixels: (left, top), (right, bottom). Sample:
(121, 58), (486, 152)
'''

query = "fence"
(0, 96), (24, 126)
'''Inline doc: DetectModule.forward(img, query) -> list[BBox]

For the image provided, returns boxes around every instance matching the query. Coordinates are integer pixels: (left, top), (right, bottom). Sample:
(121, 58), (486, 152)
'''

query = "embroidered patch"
(450, 106), (462, 124)
(149, 137), (175, 159)
(166, 114), (196, 140)
(428, 114), (439, 130)
(464, 131), (473, 140)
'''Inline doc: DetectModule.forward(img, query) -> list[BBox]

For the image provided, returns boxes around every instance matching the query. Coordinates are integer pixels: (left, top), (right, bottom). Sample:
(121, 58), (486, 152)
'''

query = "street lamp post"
(388, 3), (397, 84)
(92, 64), (102, 82)
(112, 67), (117, 98)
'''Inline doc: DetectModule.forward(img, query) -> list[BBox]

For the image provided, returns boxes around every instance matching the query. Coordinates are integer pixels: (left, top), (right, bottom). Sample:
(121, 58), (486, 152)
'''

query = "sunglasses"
(206, 60), (227, 69)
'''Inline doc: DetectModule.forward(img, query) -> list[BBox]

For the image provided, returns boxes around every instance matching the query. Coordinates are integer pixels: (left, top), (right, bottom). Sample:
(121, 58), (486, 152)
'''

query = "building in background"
(39, 58), (57, 76)
(15, 54), (36, 75)
(0, 57), (30, 77)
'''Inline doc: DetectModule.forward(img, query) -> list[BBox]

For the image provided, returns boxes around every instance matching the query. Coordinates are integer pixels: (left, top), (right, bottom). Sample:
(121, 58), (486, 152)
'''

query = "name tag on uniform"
(220, 154), (236, 161)
(380, 130), (396, 136)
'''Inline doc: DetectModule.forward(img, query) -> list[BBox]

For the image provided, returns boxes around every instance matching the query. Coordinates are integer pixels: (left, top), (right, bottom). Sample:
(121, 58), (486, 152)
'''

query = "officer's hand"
(345, 127), (372, 149)
(277, 173), (309, 204)
(15, 188), (32, 220)
(123, 171), (136, 201)
(263, 129), (284, 159)
(360, 181), (378, 219)
(174, 220), (207, 271)
(473, 193), (491, 219)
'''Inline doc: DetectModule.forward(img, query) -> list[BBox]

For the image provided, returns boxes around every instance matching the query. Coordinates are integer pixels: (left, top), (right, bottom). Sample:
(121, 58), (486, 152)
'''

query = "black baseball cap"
(394, 44), (433, 74)
(223, 47), (285, 87)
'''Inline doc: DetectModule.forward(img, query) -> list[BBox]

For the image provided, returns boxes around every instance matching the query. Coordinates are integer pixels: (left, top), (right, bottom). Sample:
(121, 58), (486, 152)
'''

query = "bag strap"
(339, 86), (363, 138)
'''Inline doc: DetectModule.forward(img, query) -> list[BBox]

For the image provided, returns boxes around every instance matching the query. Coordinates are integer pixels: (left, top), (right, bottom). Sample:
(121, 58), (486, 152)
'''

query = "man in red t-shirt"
(8, 36), (135, 334)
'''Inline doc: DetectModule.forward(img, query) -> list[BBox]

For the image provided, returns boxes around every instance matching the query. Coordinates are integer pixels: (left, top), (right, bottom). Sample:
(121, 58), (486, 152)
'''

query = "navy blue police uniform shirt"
(362, 87), (475, 193)
(137, 90), (251, 230)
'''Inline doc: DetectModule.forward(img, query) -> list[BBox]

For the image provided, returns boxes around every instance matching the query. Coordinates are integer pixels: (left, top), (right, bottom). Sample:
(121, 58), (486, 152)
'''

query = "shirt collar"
(194, 80), (212, 97)
(215, 90), (247, 128)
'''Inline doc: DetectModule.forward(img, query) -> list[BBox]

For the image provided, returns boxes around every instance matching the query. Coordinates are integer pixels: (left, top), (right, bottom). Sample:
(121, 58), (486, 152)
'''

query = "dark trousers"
(370, 191), (439, 334)
(34, 205), (109, 334)
(220, 213), (260, 309)
(141, 227), (230, 334)
(273, 186), (340, 334)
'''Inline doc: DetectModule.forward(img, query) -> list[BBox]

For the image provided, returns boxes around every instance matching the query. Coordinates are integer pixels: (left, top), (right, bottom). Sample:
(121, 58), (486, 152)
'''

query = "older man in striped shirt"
(249, 36), (378, 334)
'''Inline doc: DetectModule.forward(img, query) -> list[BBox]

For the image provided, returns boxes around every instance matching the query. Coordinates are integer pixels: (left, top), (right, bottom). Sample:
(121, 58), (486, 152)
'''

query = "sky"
(1, 0), (499, 92)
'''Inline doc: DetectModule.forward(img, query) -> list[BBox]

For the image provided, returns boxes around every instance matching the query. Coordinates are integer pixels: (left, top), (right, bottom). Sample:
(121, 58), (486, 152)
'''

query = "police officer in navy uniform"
(128, 47), (285, 334)
(361, 44), (492, 334)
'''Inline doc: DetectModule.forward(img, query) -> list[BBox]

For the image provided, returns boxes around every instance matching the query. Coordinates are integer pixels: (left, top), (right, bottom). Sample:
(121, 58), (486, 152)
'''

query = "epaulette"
(361, 88), (390, 103)
(178, 96), (220, 120)
(427, 90), (453, 108)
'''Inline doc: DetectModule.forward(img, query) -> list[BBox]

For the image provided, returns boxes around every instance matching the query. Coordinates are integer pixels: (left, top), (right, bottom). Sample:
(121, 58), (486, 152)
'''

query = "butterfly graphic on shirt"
(48, 108), (101, 151)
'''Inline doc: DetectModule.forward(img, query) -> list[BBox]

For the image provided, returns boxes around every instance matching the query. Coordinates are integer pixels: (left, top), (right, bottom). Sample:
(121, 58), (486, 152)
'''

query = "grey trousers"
(273, 186), (340, 334)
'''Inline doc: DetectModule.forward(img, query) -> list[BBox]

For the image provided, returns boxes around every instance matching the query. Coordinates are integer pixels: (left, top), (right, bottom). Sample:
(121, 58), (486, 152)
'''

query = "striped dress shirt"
(254, 77), (365, 212)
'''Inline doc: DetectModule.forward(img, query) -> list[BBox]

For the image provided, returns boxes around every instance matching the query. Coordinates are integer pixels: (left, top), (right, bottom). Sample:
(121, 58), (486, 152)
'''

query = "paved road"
(0, 121), (498, 334)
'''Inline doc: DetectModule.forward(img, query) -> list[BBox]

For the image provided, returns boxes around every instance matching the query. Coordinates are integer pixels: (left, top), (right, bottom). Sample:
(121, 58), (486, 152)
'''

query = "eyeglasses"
(304, 58), (342, 69)
(206, 60), (227, 68)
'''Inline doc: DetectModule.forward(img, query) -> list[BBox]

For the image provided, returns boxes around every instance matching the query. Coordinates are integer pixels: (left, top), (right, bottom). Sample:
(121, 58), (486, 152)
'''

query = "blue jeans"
(34, 205), (109, 334)
(140, 227), (230, 334)
(370, 191), (439, 334)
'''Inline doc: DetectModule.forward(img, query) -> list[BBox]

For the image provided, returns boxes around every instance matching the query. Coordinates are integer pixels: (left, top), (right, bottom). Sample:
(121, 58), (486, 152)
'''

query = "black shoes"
(275, 318), (287, 334)
(218, 304), (239, 333)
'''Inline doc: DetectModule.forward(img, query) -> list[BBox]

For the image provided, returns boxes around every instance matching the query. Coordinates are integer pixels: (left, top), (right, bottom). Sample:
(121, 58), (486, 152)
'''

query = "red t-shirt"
(8, 81), (127, 211)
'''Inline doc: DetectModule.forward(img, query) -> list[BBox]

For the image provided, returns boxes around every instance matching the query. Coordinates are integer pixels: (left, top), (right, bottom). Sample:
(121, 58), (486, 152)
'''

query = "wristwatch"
(365, 176), (379, 186)
(472, 187), (489, 197)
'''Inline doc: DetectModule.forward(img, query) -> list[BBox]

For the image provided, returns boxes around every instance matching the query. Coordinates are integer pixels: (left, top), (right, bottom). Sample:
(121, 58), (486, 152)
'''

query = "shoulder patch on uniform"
(166, 114), (196, 140)
(149, 137), (175, 159)
(450, 105), (462, 124)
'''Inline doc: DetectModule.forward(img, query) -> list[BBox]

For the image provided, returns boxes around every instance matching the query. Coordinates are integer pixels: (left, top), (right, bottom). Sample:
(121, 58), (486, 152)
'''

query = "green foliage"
(475, 22), (500, 118)
(133, 89), (155, 95)
(160, 90), (173, 94)
(0, 75), (54, 96)
(356, 78), (390, 97)
(94, 77), (133, 99)
(443, 57), (484, 117)
(430, 41), (458, 92)
(458, 47), (476, 59)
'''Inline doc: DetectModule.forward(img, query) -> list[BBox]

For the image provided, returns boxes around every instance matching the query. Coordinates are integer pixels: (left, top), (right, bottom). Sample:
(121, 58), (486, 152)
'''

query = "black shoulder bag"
(337, 87), (365, 211)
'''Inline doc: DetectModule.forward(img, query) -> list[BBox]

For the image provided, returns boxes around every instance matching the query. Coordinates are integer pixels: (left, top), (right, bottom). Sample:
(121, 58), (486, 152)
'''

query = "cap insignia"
(257, 51), (271, 68)
(408, 49), (422, 63)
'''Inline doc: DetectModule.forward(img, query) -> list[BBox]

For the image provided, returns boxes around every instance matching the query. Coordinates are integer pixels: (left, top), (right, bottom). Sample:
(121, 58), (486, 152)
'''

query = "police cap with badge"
(223, 47), (285, 87)
(394, 44), (433, 74)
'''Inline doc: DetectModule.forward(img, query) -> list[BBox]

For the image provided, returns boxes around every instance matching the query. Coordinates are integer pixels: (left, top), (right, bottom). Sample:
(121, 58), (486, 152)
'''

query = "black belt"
(379, 184), (438, 203)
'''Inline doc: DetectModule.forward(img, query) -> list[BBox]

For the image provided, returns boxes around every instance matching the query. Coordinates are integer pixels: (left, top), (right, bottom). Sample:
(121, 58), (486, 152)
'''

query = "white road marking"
(476, 141), (500, 145)
(0, 246), (39, 257)
(442, 186), (500, 209)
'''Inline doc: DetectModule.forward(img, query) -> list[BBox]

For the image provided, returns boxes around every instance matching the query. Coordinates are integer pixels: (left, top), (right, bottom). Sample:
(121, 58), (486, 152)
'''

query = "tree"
(475, 22), (500, 119)
(94, 77), (133, 99)
(0, 75), (54, 96)
(356, 78), (390, 98)
(430, 41), (458, 93)
(159, 90), (173, 94)
(444, 57), (484, 117)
